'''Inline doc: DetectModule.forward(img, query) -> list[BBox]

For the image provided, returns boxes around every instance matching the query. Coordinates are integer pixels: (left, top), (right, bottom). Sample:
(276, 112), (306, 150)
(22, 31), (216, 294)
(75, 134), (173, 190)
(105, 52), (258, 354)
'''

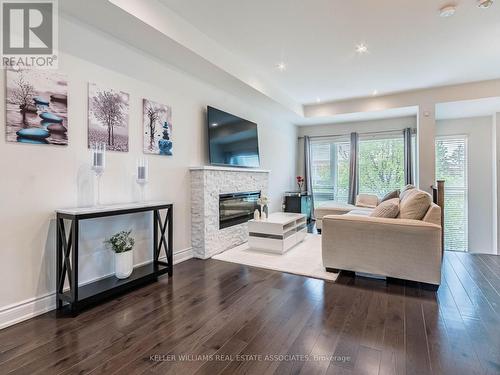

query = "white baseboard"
(172, 247), (194, 264)
(0, 247), (193, 330)
(0, 292), (56, 331)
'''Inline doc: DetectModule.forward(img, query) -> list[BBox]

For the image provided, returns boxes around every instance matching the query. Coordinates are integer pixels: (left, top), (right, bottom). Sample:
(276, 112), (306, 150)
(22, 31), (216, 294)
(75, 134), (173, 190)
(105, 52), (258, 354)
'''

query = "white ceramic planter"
(115, 250), (133, 279)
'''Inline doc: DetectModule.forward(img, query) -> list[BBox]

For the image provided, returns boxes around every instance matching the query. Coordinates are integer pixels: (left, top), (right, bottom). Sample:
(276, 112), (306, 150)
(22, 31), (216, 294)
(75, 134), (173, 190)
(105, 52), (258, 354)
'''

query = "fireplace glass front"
(219, 191), (261, 229)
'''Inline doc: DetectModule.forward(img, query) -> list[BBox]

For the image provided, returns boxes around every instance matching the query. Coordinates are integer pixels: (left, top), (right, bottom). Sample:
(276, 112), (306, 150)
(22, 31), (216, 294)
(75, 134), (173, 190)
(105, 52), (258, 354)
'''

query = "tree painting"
(88, 83), (129, 152)
(92, 91), (126, 147)
(146, 104), (160, 148)
(143, 99), (172, 155)
(144, 100), (167, 149)
(11, 73), (35, 125)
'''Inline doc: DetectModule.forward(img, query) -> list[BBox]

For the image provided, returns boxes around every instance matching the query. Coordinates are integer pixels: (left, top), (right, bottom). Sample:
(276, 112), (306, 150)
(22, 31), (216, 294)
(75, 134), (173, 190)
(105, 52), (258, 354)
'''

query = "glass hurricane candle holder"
(91, 143), (106, 206)
(136, 158), (148, 202)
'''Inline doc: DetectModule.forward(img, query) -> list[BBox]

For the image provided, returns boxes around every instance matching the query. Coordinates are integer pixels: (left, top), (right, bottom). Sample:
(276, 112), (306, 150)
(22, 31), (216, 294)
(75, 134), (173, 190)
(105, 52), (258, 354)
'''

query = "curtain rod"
(297, 128), (416, 140)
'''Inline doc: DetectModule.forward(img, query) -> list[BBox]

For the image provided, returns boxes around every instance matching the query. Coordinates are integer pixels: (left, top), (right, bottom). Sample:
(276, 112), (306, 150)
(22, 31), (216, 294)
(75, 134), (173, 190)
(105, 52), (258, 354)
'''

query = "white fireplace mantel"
(189, 165), (270, 173)
(190, 166), (269, 259)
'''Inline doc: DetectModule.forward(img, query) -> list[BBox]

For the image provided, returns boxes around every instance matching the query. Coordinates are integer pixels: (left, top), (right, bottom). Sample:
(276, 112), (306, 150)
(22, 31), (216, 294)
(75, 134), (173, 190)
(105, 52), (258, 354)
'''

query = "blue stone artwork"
(39, 111), (63, 123)
(16, 137), (48, 144)
(158, 121), (173, 155)
(33, 96), (49, 106)
(6, 69), (68, 146)
(50, 94), (68, 104)
(46, 123), (67, 133)
(16, 127), (50, 139)
(158, 139), (173, 155)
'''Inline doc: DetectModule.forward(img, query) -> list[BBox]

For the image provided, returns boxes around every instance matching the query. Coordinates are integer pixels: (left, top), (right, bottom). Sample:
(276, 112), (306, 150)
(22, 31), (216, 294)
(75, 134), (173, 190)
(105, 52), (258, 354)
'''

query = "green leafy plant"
(104, 230), (135, 253)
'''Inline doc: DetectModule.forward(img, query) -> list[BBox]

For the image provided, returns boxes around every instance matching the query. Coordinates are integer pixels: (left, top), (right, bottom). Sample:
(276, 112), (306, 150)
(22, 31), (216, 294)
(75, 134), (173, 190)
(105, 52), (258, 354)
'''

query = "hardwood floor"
(0, 252), (499, 375)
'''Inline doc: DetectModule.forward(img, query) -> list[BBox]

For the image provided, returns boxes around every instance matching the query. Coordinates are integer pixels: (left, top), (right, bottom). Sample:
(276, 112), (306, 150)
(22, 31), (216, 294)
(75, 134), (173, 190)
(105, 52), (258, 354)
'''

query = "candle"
(90, 143), (106, 207)
(91, 143), (106, 168)
(91, 143), (105, 171)
(94, 152), (103, 167)
(136, 158), (148, 183)
(136, 158), (148, 201)
(137, 165), (146, 180)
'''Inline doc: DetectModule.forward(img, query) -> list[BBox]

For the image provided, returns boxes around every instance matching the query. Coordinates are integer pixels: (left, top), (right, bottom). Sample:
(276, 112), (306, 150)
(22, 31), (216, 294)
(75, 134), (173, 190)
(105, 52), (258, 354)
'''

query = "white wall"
(296, 116), (417, 176)
(436, 116), (496, 254)
(0, 16), (296, 327)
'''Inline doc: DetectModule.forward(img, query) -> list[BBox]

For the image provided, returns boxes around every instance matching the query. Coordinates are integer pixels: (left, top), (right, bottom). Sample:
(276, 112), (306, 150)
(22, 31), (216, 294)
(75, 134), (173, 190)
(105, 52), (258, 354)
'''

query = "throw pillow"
(400, 184), (416, 201)
(380, 189), (400, 203)
(399, 190), (432, 220)
(370, 198), (400, 218)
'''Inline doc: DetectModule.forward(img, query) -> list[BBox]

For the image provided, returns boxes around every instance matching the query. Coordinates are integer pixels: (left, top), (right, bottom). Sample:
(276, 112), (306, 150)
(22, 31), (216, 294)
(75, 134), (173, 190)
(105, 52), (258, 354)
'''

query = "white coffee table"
(247, 212), (307, 254)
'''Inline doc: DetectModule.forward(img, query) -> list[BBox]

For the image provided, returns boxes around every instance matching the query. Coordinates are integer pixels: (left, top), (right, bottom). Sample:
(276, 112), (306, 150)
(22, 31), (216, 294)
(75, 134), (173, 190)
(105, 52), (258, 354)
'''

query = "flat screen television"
(207, 106), (260, 168)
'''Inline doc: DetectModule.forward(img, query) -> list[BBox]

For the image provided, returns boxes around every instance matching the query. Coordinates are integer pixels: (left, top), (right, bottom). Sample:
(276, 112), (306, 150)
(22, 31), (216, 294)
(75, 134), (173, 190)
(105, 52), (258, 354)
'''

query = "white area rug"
(212, 234), (338, 281)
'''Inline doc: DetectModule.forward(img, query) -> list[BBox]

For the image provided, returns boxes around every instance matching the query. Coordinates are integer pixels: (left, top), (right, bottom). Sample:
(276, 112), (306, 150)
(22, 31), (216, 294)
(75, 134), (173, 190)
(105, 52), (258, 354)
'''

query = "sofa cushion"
(400, 190), (432, 220)
(370, 198), (400, 218)
(400, 184), (416, 201)
(315, 201), (356, 219)
(423, 203), (442, 226)
(346, 209), (373, 216)
(355, 194), (379, 208)
(380, 189), (400, 203)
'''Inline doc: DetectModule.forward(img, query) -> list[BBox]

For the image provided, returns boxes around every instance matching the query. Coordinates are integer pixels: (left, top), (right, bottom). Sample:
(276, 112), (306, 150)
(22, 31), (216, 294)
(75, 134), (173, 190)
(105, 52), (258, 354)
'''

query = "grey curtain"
(404, 128), (414, 185)
(304, 136), (315, 218)
(348, 132), (359, 205)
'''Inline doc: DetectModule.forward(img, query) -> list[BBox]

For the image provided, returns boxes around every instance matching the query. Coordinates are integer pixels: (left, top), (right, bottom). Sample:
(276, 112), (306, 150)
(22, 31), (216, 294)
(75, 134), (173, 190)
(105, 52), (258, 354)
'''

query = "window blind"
(435, 136), (468, 252)
(310, 139), (350, 205)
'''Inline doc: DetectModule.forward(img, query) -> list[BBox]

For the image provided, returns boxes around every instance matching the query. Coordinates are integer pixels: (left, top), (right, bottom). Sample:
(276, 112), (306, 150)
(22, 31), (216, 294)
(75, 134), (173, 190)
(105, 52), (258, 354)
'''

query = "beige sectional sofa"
(321, 187), (443, 289)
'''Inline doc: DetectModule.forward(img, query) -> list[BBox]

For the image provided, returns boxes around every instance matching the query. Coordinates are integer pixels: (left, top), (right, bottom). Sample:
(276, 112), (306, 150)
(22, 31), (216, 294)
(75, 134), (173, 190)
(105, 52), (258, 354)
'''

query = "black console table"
(55, 202), (173, 315)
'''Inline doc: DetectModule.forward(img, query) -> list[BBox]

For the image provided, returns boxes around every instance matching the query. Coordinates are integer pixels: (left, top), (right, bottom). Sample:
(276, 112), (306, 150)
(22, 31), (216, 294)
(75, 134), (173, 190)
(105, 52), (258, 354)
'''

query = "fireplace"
(219, 191), (261, 229)
(191, 166), (269, 258)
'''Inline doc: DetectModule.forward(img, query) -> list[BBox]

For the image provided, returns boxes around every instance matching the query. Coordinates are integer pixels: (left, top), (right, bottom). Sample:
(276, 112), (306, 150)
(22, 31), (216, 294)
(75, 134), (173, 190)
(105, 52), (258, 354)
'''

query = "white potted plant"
(104, 230), (135, 279)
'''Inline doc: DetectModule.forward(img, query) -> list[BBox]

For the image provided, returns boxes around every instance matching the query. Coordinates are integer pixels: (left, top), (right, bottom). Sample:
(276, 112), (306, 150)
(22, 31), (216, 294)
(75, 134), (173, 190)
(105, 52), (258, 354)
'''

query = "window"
(435, 136), (468, 252)
(358, 135), (405, 197)
(229, 154), (259, 167)
(310, 138), (350, 206)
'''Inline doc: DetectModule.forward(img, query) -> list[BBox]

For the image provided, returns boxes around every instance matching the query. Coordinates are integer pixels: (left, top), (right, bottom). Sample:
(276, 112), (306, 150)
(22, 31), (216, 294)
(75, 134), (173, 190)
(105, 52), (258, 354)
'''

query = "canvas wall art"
(143, 98), (172, 155)
(6, 69), (68, 145)
(88, 83), (129, 152)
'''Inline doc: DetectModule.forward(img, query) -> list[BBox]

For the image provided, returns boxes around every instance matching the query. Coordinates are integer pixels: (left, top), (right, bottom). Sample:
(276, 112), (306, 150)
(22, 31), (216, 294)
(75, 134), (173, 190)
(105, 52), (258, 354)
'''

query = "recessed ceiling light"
(478, 0), (494, 8)
(372, 90), (378, 96)
(439, 5), (456, 17)
(356, 43), (368, 54)
(276, 62), (287, 71)
(316, 97), (321, 103)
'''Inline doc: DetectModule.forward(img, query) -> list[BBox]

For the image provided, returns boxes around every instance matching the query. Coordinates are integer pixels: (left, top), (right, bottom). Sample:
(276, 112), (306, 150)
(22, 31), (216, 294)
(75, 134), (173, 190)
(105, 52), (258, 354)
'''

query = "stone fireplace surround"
(190, 166), (270, 259)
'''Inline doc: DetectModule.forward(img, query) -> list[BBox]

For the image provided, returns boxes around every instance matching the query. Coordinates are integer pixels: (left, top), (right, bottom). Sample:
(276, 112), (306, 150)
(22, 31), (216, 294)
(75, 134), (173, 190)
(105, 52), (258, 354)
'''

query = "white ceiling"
(160, 0), (500, 104)
(295, 106), (418, 126)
